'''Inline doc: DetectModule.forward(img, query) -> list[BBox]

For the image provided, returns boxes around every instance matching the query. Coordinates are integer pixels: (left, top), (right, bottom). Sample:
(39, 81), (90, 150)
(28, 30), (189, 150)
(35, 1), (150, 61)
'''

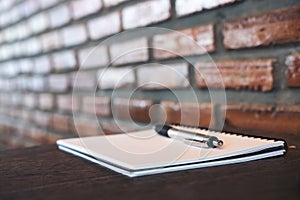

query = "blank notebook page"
(57, 129), (284, 171)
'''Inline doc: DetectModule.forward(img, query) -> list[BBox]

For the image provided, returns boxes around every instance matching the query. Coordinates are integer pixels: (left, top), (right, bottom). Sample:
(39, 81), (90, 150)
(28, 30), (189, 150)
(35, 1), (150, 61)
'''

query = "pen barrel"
(167, 129), (222, 148)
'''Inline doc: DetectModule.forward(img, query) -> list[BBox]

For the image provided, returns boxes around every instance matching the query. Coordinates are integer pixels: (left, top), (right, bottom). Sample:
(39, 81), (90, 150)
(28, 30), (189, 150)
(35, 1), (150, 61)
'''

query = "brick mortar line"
(0, 119), (76, 139)
(1, 40), (299, 68)
(3, 88), (299, 108)
(1, 87), (300, 98)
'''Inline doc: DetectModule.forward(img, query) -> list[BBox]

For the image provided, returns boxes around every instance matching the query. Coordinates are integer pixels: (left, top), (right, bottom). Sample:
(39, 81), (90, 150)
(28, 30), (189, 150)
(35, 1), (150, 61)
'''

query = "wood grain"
(0, 134), (299, 200)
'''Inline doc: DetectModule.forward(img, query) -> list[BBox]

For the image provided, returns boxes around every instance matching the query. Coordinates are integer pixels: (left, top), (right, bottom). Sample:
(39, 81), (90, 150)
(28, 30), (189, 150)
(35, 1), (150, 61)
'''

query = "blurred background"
(0, 0), (299, 150)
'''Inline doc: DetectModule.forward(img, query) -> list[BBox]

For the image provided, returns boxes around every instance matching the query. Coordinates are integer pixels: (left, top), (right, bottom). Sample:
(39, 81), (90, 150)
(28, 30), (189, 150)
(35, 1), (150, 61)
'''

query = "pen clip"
(183, 138), (208, 148)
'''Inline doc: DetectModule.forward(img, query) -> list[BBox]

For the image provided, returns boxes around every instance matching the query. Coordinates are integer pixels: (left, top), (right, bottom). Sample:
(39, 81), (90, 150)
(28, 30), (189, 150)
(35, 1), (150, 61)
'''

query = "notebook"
(56, 126), (286, 177)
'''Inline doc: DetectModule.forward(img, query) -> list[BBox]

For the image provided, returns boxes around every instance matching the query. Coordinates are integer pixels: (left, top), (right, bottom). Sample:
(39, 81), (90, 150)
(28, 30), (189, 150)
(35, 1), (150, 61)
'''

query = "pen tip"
(218, 140), (223, 146)
(212, 139), (223, 147)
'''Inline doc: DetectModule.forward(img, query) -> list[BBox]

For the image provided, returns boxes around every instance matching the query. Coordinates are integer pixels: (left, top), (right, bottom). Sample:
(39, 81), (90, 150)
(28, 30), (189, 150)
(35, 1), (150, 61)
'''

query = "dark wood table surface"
(1, 133), (300, 200)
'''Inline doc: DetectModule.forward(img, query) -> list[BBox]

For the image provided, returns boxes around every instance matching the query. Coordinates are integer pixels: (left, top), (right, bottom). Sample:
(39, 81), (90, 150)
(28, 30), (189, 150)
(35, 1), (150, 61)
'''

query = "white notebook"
(56, 127), (286, 177)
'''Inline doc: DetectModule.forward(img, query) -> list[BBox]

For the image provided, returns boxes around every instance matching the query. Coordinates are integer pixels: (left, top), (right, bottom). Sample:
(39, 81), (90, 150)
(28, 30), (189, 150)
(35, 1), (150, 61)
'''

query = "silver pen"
(154, 124), (223, 148)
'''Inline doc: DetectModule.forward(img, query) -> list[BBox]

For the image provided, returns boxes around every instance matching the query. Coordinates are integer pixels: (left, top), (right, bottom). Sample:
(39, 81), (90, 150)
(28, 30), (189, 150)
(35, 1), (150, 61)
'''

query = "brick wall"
(0, 0), (299, 149)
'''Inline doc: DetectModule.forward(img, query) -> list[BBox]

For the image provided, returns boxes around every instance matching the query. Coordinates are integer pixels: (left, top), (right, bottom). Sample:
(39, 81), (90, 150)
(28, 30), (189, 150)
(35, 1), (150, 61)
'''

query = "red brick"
(47, 132), (65, 144)
(20, 109), (35, 123)
(0, 44), (12, 60)
(3, 27), (16, 43)
(12, 43), (22, 58)
(33, 55), (52, 74)
(0, 93), (9, 106)
(24, 94), (37, 108)
(161, 101), (214, 128)
(61, 24), (88, 47)
(137, 63), (189, 89)
(49, 4), (71, 28)
(2, 6), (21, 26)
(98, 67), (135, 89)
(0, 44), (14, 60)
(10, 108), (23, 119)
(87, 12), (121, 40)
(77, 45), (109, 69)
(100, 121), (136, 135)
(49, 74), (70, 92)
(6, 108), (15, 119)
(18, 76), (29, 91)
(34, 111), (52, 128)
(153, 24), (215, 59)
(29, 128), (54, 144)
(52, 114), (72, 133)
(0, 78), (4, 89)
(23, 38), (42, 56)
(72, 71), (97, 90)
(19, 59), (33, 74)
(103, 0), (128, 7)
(0, 1), (14, 12)
(17, 42), (28, 57)
(17, 22), (32, 40)
(223, 6), (300, 49)
(9, 7), (21, 25)
(99, 122), (124, 135)
(2, 130), (40, 148)
(15, 42), (26, 57)
(18, 0), (40, 17)
(195, 59), (274, 91)
(40, 30), (62, 52)
(57, 95), (80, 112)
(15, 126), (43, 147)
(0, 93), (7, 104)
(73, 117), (101, 136)
(1, 61), (18, 77)
(0, 125), (16, 139)
(3, 79), (17, 91)
(0, 108), (8, 120)
(15, 22), (32, 40)
(0, 93), (9, 105)
(82, 96), (111, 117)
(113, 98), (154, 123)
(16, 22), (31, 40)
(122, 0), (171, 30)
(11, 93), (22, 106)
(0, 63), (11, 77)
(0, 32), (3, 44)
(176, 0), (239, 17)
(109, 37), (149, 65)
(16, 125), (32, 138)
(28, 13), (49, 34)
(0, 10), (7, 25)
(30, 76), (47, 92)
(52, 50), (77, 72)
(18, 76), (30, 91)
(0, 79), (5, 90)
(286, 53), (300, 87)
(40, 0), (61, 9)
(70, 0), (102, 19)
(223, 104), (300, 135)
(0, 7), (15, 27)
(39, 94), (55, 110)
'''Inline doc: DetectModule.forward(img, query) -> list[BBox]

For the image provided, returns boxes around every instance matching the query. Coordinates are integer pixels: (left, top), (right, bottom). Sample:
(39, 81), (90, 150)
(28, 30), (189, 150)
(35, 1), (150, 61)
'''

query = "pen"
(154, 124), (223, 148)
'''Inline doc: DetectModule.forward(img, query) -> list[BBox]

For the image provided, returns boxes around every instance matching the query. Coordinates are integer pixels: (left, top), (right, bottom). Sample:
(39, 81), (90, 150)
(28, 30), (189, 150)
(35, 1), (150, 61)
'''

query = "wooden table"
(1, 133), (300, 200)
